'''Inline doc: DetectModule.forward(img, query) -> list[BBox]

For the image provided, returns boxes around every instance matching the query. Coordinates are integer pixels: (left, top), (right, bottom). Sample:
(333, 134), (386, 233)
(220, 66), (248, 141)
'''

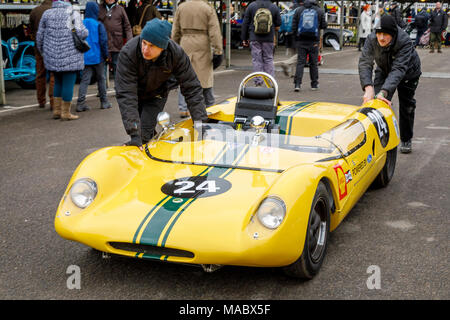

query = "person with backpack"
(291, 0), (327, 91)
(76, 1), (111, 112)
(241, 0), (282, 86)
(280, 0), (304, 78)
(413, 8), (429, 48)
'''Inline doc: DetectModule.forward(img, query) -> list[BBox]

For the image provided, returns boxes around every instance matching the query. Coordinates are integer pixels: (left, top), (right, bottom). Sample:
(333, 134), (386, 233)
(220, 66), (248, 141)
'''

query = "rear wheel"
(283, 182), (330, 279)
(372, 147), (397, 188)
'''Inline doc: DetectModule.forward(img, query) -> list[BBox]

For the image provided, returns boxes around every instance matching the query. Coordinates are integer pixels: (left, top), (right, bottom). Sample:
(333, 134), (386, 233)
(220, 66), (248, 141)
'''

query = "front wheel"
(372, 147), (397, 188)
(283, 181), (330, 279)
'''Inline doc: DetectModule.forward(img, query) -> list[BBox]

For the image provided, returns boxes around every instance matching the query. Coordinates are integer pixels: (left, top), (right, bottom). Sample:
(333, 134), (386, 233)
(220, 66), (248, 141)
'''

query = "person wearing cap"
(115, 18), (208, 148)
(389, 2), (406, 28)
(358, 14), (421, 154)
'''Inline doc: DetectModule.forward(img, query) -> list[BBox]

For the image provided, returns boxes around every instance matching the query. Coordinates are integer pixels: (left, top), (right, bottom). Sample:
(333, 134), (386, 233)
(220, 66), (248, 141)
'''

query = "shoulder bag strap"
(139, 5), (151, 27)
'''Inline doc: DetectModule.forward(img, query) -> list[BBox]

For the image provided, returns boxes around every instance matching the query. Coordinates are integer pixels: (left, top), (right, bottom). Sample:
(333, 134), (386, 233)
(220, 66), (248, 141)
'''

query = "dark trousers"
(35, 49), (54, 107)
(415, 28), (427, 46)
(374, 73), (419, 142)
(358, 37), (366, 51)
(138, 95), (168, 143)
(294, 44), (319, 87)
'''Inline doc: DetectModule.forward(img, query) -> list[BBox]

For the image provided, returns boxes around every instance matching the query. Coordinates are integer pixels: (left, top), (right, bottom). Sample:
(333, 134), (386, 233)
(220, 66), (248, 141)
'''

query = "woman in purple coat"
(36, 0), (88, 120)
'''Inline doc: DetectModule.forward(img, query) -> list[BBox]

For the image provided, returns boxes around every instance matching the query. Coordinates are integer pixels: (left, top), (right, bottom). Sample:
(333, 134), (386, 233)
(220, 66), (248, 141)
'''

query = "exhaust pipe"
(201, 264), (223, 273)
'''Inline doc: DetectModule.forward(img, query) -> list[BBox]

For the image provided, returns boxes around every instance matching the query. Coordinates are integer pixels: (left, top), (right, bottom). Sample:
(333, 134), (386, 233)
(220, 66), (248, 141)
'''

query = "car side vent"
(109, 242), (194, 258)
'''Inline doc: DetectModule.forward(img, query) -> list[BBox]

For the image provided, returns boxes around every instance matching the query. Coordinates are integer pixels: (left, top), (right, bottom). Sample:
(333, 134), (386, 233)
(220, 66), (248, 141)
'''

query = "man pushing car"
(115, 18), (208, 148)
(358, 14), (421, 154)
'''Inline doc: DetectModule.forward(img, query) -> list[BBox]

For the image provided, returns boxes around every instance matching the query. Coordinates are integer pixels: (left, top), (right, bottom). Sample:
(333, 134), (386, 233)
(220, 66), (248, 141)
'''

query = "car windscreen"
(145, 122), (365, 171)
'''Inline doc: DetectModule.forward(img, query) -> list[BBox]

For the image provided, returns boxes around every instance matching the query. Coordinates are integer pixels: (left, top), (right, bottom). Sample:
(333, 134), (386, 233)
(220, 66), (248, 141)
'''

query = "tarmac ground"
(0, 45), (449, 301)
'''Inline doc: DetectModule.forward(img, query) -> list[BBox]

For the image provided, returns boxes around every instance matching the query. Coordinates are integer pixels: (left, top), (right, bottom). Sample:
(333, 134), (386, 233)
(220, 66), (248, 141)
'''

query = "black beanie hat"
(375, 15), (398, 37)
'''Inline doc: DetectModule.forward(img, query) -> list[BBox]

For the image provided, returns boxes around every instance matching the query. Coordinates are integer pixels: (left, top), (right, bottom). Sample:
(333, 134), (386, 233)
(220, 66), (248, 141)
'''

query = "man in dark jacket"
(291, 0), (327, 91)
(241, 0), (282, 86)
(115, 19), (208, 148)
(29, 0), (54, 109)
(359, 15), (421, 154)
(429, 2), (448, 53)
(390, 2), (406, 28)
(413, 8), (429, 48)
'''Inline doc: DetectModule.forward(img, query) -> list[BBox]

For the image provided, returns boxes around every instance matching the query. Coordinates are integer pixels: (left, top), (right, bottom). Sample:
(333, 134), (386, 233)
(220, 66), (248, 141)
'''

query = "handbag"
(132, 5), (151, 36)
(71, 11), (90, 53)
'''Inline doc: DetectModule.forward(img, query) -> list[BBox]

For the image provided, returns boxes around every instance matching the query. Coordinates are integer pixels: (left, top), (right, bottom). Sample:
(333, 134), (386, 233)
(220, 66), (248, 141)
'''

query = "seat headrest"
(241, 87), (275, 100)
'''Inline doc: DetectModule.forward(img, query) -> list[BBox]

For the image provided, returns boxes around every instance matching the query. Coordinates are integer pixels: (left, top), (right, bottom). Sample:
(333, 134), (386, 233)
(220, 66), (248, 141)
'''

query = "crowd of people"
(29, 0), (448, 155)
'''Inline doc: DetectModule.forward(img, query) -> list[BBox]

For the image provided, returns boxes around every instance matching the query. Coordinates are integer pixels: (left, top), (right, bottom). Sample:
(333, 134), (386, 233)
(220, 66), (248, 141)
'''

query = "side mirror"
(157, 112), (171, 131)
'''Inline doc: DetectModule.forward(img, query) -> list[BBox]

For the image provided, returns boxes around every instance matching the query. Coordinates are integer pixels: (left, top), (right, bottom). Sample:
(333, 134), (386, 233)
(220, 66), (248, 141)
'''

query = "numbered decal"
(358, 108), (390, 148)
(161, 176), (232, 198)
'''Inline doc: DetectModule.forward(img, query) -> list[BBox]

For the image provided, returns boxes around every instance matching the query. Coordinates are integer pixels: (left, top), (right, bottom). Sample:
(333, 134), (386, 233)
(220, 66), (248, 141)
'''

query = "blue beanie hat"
(140, 18), (172, 49)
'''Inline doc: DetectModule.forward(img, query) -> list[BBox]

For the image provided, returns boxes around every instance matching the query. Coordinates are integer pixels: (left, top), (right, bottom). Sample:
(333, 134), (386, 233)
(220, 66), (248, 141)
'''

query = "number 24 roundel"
(161, 176), (232, 199)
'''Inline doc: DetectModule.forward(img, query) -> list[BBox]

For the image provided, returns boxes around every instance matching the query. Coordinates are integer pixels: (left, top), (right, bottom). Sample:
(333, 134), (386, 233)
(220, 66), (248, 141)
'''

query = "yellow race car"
(55, 72), (400, 279)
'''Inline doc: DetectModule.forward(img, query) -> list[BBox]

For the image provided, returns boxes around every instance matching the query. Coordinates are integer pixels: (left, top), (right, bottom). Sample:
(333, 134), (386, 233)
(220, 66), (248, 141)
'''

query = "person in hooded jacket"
(36, 0), (89, 121)
(359, 14), (422, 154)
(76, 1), (111, 112)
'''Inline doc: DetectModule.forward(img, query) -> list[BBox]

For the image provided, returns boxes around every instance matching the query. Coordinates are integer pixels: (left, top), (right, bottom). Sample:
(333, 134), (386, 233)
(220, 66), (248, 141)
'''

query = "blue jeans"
(53, 71), (78, 102)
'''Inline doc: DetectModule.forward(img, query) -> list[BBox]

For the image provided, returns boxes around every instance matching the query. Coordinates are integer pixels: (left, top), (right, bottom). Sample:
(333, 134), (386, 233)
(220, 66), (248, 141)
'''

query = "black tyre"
(323, 33), (338, 47)
(372, 147), (397, 188)
(283, 181), (330, 279)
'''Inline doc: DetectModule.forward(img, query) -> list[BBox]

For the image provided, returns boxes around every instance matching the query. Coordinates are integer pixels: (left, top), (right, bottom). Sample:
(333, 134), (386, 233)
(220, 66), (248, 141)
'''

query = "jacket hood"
(85, 1), (99, 19)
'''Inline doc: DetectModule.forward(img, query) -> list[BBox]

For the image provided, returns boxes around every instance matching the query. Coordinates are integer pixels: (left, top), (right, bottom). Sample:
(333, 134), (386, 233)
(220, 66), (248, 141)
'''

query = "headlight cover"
(256, 197), (286, 229)
(69, 178), (97, 209)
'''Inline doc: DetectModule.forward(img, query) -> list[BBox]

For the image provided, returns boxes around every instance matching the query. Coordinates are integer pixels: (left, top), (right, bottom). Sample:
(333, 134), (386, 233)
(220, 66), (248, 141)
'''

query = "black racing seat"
(233, 72), (280, 131)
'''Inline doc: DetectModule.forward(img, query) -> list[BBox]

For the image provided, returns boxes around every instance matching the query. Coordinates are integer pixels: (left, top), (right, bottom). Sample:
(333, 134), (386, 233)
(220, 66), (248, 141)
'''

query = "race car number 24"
(161, 176), (232, 198)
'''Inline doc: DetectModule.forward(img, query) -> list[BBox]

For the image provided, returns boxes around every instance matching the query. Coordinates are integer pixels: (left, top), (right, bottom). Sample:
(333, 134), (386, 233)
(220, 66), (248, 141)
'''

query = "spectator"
(29, 0), (54, 110)
(389, 2), (406, 28)
(115, 19), (208, 147)
(413, 8), (429, 48)
(429, 2), (448, 53)
(129, 0), (162, 36)
(172, 0), (223, 117)
(358, 4), (372, 51)
(359, 14), (421, 154)
(241, 0), (282, 86)
(36, 0), (88, 121)
(76, 1), (111, 112)
(374, 6), (387, 29)
(292, 0), (327, 91)
(99, 0), (133, 76)
(280, 0), (304, 78)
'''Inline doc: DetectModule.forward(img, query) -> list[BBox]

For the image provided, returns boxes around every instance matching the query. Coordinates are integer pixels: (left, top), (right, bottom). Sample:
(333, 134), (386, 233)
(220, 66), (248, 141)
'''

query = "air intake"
(109, 242), (194, 258)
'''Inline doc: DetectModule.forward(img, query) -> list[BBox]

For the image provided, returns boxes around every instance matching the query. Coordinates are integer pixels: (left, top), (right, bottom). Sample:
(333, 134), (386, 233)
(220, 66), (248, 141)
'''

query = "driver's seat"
(234, 72), (280, 131)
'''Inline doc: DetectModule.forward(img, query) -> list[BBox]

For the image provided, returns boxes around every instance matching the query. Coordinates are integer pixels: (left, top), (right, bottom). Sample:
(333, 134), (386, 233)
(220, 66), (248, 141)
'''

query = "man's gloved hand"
(212, 54), (223, 70)
(124, 134), (143, 149)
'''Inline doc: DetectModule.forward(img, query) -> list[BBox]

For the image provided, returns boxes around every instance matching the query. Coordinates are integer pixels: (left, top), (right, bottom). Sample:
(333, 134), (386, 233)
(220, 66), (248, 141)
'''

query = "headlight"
(256, 197), (286, 229)
(69, 178), (97, 208)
